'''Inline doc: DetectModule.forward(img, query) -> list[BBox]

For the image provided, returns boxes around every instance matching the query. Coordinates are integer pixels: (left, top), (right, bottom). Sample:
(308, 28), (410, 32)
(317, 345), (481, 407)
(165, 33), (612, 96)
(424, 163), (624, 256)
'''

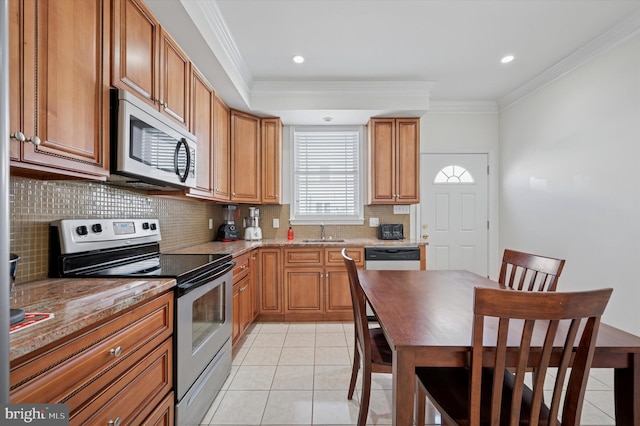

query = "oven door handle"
(174, 138), (191, 183)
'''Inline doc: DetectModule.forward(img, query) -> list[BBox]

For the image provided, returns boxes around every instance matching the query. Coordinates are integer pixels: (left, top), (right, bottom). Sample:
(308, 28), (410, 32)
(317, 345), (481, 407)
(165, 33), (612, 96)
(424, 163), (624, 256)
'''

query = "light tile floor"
(200, 322), (617, 425)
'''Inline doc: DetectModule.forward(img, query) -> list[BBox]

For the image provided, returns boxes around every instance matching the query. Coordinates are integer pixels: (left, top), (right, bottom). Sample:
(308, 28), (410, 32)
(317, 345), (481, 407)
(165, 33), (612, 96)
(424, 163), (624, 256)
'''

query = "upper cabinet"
(261, 118), (282, 205)
(187, 65), (215, 199)
(212, 95), (231, 201)
(112, 0), (190, 128)
(230, 110), (261, 203)
(367, 118), (420, 204)
(9, 0), (110, 179)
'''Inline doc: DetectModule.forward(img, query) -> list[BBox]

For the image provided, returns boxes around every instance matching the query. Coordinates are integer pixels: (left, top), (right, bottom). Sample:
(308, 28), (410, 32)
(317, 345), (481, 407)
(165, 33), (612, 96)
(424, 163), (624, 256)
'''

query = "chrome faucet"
(320, 224), (326, 240)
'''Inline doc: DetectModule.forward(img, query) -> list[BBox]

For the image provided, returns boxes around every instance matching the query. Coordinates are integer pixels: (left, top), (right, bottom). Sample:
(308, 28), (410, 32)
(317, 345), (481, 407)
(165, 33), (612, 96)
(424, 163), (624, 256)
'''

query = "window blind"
(293, 130), (360, 220)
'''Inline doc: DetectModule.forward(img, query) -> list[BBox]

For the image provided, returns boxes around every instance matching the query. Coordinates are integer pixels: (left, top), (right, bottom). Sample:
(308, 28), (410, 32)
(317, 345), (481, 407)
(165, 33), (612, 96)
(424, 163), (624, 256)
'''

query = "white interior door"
(421, 153), (488, 276)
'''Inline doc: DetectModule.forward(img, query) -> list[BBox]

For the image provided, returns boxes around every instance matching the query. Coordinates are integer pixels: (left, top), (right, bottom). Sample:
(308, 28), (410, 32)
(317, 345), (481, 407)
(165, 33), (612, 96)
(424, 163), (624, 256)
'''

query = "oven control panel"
(51, 218), (161, 254)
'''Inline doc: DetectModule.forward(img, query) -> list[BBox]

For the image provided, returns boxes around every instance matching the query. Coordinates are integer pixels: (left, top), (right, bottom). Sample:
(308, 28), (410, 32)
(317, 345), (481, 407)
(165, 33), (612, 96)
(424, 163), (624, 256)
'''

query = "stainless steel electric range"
(50, 218), (234, 426)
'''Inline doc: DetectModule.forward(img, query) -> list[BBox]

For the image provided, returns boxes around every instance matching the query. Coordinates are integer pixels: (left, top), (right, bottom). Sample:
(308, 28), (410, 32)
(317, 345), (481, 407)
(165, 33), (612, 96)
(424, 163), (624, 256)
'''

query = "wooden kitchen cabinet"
(9, 0), (110, 179)
(187, 65), (215, 199)
(257, 248), (283, 318)
(230, 110), (261, 203)
(282, 247), (361, 320)
(368, 118), (420, 204)
(324, 247), (363, 314)
(232, 252), (253, 344)
(261, 118), (283, 204)
(10, 292), (174, 424)
(213, 94), (232, 201)
(250, 250), (259, 319)
(112, 0), (190, 128)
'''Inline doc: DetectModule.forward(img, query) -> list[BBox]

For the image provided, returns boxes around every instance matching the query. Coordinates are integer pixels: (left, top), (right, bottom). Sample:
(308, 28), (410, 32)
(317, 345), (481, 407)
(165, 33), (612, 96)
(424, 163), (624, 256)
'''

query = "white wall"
(420, 112), (501, 277)
(499, 35), (640, 335)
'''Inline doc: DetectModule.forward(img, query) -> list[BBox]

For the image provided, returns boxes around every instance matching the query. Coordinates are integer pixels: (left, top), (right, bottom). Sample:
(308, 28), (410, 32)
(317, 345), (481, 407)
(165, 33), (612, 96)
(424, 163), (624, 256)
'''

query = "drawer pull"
(109, 346), (122, 357)
(108, 417), (121, 426)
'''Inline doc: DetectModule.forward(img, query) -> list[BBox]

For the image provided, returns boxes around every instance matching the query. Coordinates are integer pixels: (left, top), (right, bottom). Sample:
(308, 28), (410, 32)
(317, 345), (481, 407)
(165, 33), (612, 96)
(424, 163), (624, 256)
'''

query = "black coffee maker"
(217, 205), (239, 241)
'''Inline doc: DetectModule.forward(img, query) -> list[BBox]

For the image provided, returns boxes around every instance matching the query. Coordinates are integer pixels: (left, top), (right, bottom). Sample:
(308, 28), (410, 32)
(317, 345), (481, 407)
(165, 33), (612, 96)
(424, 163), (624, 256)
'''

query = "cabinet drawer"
(233, 252), (251, 281)
(10, 293), (173, 413)
(325, 247), (364, 268)
(71, 338), (173, 425)
(283, 248), (323, 267)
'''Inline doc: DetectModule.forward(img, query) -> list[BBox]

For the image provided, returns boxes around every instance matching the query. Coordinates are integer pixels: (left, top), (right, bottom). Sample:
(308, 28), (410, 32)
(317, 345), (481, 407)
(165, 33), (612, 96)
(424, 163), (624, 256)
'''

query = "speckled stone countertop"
(9, 277), (175, 362)
(171, 238), (426, 257)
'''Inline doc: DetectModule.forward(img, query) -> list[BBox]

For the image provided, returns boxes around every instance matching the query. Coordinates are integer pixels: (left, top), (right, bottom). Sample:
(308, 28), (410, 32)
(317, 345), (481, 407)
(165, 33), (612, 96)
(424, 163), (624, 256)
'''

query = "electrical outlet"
(273, 218), (280, 228)
(393, 205), (410, 214)
(208, 218), (213, 229)
(369, 217), (380, 227)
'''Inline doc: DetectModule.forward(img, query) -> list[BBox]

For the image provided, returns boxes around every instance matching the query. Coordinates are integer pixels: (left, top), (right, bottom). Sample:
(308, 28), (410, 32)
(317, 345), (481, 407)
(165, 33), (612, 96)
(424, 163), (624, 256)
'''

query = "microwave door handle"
(174, 138), (191, 183)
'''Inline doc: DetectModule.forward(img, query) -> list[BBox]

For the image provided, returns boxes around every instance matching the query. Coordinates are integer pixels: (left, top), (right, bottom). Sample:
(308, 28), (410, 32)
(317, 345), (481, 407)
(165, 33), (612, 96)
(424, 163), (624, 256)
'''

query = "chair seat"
(416, 367), (552, 426)
(369, 327), (393, 366)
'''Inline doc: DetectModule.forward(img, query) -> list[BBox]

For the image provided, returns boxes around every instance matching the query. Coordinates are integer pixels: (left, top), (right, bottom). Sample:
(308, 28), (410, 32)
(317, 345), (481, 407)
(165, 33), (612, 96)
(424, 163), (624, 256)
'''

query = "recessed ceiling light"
(501, 55), (515, 64)
(292, 55), (305, 64)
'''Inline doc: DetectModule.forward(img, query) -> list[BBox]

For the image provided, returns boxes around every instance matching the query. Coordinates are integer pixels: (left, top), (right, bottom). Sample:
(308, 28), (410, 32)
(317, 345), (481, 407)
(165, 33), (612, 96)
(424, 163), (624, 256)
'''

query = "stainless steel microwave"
(109, 89), (197, 190)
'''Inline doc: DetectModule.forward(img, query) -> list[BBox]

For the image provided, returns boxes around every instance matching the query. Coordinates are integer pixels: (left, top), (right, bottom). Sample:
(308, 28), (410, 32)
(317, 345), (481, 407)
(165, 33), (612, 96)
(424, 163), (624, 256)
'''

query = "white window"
(434, 165), (475, 183)
(291, 126), (364, 224)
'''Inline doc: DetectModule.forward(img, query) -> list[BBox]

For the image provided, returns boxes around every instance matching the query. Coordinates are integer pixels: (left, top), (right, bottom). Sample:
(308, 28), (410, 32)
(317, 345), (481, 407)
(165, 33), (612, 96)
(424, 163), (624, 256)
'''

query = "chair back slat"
(470, 287), (612, 426)
(499, 249), (565, 292)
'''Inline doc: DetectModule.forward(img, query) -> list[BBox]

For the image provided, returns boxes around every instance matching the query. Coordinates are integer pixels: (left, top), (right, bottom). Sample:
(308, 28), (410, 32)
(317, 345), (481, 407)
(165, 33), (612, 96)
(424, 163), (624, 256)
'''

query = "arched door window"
(433, 165), (475, 183)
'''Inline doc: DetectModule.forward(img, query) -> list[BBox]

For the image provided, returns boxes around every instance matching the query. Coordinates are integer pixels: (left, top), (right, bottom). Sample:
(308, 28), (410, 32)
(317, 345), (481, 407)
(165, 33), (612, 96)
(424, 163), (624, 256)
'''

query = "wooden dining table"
(357, 269), (640, 426)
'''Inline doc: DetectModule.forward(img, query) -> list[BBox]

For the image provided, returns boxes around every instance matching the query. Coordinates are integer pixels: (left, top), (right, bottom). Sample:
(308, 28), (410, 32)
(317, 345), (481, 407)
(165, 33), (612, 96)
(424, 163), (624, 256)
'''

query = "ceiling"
(146, 0), (640, 125)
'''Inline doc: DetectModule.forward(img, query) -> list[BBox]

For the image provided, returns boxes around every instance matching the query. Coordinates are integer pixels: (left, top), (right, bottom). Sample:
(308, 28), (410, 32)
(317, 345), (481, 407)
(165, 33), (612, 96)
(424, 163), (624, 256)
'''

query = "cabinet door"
(112, 0), (160, 107)
(159, 28), (190, 127)
(395, 118), (420, 203)
(239, 275), (252, 333)
(368, 118), (396, 204)
(258, 248), (282, 314)
(232, 284), (241, 343)
(212, 95), (231, 201)
(325, 267), (353, 313)
(285, 268), (323, 312)
(8, 0), (21, 161)
(230, 110), (261, 202)
(188, 66), (214, 199)
(15, 0), (109, 178)
(249, 251), (259, 319)
(261, 118), (282, 204)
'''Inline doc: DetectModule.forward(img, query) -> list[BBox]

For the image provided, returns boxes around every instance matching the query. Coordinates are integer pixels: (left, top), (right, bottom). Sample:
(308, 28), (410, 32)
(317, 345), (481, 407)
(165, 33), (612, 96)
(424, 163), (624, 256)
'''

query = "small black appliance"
(217, 205), (239, 241)
(378, 223), (404, 240)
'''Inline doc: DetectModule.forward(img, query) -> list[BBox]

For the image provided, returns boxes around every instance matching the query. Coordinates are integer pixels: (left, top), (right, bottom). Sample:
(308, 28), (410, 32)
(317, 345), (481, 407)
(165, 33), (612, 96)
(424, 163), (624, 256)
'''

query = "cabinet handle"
(109, 346), (122, 357)
(108, 417), (121, 426)
(10, 132), (40, 146)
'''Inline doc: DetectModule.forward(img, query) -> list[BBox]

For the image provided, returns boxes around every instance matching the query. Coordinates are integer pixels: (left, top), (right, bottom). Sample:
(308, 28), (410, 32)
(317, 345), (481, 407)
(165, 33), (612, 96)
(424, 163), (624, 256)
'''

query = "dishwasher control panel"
(364, 246), (420, 261)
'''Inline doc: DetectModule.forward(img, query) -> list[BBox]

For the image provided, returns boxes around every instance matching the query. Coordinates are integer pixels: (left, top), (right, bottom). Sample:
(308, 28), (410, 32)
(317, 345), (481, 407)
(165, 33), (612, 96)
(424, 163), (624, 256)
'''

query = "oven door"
(175, 268), (232, 400)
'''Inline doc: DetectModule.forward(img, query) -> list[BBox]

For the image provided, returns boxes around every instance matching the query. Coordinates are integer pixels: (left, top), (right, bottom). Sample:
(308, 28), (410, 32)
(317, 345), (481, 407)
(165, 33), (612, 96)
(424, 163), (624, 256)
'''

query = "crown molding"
(181, 0), (253, 98)
(498, 8), (640, 111)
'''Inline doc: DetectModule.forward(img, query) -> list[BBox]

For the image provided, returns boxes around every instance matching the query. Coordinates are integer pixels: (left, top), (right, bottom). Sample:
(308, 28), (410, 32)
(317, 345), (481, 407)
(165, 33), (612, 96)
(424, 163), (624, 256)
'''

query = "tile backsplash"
(9, 177), (217, 283)
(9, 177), (410, 284)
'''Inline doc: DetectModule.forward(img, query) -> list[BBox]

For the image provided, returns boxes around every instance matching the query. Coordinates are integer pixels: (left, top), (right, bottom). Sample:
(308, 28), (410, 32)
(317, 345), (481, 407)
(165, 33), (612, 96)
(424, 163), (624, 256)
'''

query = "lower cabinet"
(232, 251), (255, 344)
(282, 247), (363, 321)
(9, 292), (174, 425)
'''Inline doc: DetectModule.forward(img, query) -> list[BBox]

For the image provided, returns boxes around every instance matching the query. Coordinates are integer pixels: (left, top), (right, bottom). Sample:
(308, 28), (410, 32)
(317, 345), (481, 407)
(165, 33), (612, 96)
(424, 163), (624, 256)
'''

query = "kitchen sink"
(302, 239), (346, 243)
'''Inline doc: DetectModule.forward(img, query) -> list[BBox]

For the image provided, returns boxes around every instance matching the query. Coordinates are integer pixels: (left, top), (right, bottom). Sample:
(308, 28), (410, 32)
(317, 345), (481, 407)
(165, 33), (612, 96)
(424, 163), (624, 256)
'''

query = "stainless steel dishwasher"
(364, 246), (421, 317)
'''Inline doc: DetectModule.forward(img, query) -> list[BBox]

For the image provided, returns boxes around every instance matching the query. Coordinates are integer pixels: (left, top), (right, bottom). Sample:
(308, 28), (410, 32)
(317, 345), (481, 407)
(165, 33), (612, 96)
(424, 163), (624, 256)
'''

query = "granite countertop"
(10, 238), (423, 362)
(170, 238), (426, 257)
(9, 277), (176, 362)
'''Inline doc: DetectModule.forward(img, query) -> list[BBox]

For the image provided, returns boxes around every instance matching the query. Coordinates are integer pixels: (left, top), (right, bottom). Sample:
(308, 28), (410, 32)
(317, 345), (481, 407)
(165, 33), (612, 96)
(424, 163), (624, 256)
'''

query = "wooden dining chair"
(499, 249), (566, 292)
(415, 287), (612, 426)
(342, 248), (393, 426)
